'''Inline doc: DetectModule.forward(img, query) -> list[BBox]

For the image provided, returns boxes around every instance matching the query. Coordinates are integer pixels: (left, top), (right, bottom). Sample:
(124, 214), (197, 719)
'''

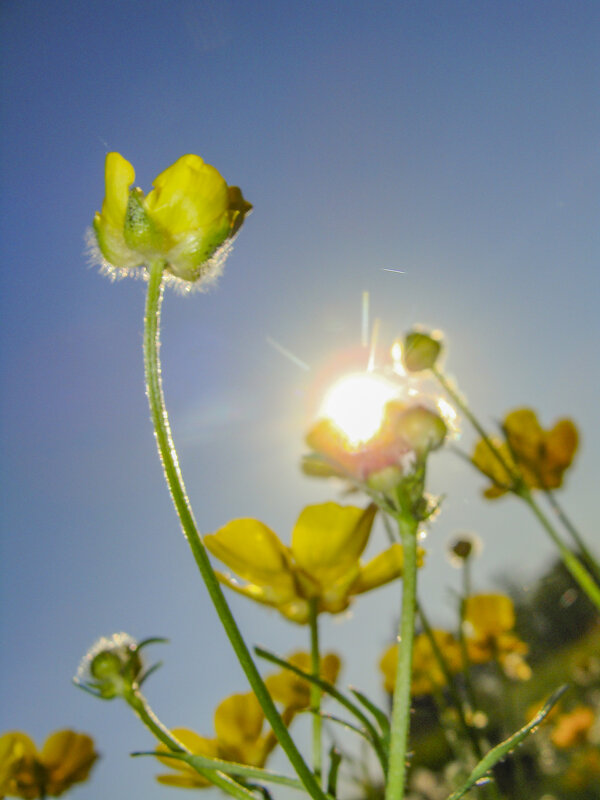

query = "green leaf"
(133, 750), (305, 791)
(447, 685), (569, 800)
(349, 687), (390, 739)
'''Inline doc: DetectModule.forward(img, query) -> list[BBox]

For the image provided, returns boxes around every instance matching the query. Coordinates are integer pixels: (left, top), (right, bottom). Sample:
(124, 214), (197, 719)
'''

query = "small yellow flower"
(205, 502), (423, 623)
(265, 651), (341, 710)
(463, 594), (531, 680)
(472, 408), (578, 498)
(92, 152), (251, 284)
(156, 692), (290, 788)
(0, 730), (98, 798)
(380, 630), (463, 696)
(551, 705), (596, 749)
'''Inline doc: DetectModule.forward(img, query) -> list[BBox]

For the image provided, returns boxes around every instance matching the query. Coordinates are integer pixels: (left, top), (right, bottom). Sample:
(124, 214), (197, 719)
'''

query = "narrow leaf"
(349, 687), (390, 738)
(447, 685), (569, 800)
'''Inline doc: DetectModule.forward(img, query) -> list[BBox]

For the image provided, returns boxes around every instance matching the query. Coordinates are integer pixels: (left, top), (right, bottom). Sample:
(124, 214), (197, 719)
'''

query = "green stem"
(432, 366), (516, 480)
(308, 598), (323, 785)
(143, 259), (326, 800)
(520, 489), (600, 613)
(417, 601), (484, 762)
(384, 512), (419, 800)
(543, 489), (600, 580)
(125, 688), (257, 800)
(432, 365), (600, 615)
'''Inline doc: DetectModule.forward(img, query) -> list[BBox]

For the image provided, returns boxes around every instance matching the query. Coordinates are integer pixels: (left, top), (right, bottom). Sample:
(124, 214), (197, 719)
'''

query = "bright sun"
(320, 371), (399, 446)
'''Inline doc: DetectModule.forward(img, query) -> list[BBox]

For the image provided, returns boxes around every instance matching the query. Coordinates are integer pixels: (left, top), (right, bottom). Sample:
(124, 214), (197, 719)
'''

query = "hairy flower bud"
(403, 330), (442, 372)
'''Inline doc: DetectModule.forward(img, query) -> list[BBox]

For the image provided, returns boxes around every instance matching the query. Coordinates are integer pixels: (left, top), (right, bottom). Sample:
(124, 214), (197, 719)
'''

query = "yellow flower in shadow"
(551, 705), (596, 749)
(205, 502), (423, 623)
(463, 594), (531, 680)
(93, 153), (251, 284)
(156, 687), (298, 788)
(472, 408), (578, 498)
(380, 630), (463, 696)
(265, 651), (341, 710)
(0, 730), (98, 798)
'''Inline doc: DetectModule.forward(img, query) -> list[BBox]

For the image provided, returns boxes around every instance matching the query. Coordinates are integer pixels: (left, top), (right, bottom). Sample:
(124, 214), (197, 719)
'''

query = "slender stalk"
(431, 366), (516, 480)
(384, 512), (419, 800)
(143, 259), (326, 800)
(520, 489), (600, 613)
(125, 688), (257, 800)
(417, 601), (484, 762)
(543, 489), (600, 580)
(308, 598), (323, 784)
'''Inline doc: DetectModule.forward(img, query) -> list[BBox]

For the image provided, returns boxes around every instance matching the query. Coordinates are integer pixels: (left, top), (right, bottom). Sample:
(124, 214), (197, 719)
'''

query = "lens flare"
(320, 372), (399, 446)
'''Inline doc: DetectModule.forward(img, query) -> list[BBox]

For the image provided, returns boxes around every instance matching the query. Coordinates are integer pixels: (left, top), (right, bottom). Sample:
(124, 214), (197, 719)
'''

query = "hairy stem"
(143, 259), (326, 800)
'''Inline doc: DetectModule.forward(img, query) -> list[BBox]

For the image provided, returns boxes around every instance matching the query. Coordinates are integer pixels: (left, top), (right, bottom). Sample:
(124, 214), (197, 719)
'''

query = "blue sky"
(1, 2), (598, 798)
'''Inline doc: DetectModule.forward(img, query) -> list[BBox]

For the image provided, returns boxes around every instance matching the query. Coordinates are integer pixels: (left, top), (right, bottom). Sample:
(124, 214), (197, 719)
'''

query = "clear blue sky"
(1, 2), (598, 798)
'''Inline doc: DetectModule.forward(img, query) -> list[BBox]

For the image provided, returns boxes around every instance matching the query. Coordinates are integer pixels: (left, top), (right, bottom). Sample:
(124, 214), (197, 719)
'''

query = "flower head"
(204, 502), (423, 623)
(305, 394), (447, 494)
(0, 730), (98, 798)
(264, 651), (341, 710)
(74, 633), (163, 699)
(380, 630), (463, 696)
(463, 594), (531, 680)
(472, 408), (578, 498)
(92, 153), (251, 286)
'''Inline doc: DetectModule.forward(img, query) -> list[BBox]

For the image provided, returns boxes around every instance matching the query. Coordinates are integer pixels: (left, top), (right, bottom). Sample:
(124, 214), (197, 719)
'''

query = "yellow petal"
(545, 419), (578, 471)
(156, 728), (217, 788)
(145, 155), (229, 237)
(41, 730), (97, 794)
(291, 502), (377, 587)
(0, 732), (37, 796)
(472, 438), (513, 498)
(379, 644), (397, 694)
(504, 408), (544, 464)
(464, 593), (515, 638)
(205, 520), (295, 597)
(265, 651), (341, 710)
(214, 693), (268, 766)
(93, 152), (142, 268)
(351, 543), (425, 595)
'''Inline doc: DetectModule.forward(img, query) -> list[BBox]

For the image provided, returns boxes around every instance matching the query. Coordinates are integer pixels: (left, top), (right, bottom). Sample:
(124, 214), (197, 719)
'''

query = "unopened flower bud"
(76, 633), (144, 699)
(393, 405), (447, 455)
(403, 330), (442, 372)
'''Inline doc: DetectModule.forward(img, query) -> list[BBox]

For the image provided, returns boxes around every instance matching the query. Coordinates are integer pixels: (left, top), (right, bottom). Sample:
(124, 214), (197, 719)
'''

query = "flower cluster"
(155, 651), (340, 788)
(205, 502), (423, 623)
(0, 730), (97, 799)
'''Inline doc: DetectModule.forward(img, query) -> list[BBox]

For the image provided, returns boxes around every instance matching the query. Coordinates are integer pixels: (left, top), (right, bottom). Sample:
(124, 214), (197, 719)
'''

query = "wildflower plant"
(7, 151), (597, 800)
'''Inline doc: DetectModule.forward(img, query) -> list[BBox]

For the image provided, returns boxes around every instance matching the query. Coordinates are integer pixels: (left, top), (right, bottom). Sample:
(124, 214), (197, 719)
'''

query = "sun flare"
(320, 372), (399, 446)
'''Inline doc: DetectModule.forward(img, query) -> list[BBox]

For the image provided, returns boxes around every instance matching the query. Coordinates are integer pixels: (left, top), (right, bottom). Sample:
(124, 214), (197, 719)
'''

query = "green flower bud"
(76, 633), (143, 699)
(395, 405), (447, 455)
(403, 330), (442, 372)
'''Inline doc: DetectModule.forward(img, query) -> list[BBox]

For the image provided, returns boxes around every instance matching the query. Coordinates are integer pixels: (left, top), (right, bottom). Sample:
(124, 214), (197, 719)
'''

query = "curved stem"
(125, 688), (257, 800)
(308, 599), (323, 785)
(143, 259), (326, 800)
(384, 512), (419, 800)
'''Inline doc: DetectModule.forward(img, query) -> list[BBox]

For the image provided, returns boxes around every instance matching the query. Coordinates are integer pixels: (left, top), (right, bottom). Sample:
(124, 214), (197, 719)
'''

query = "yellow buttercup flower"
(551, 706), (596, 749)
(380, 630), (463, 696)
(205, 502), (423, 623)
(156, 692), (290, 788)
(463, 594), (531, 680)
(0, 730), (98, 798)
(92, 152), (251, 284)
(472, 408), (578, 498)
(265, 651), (341, 710)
